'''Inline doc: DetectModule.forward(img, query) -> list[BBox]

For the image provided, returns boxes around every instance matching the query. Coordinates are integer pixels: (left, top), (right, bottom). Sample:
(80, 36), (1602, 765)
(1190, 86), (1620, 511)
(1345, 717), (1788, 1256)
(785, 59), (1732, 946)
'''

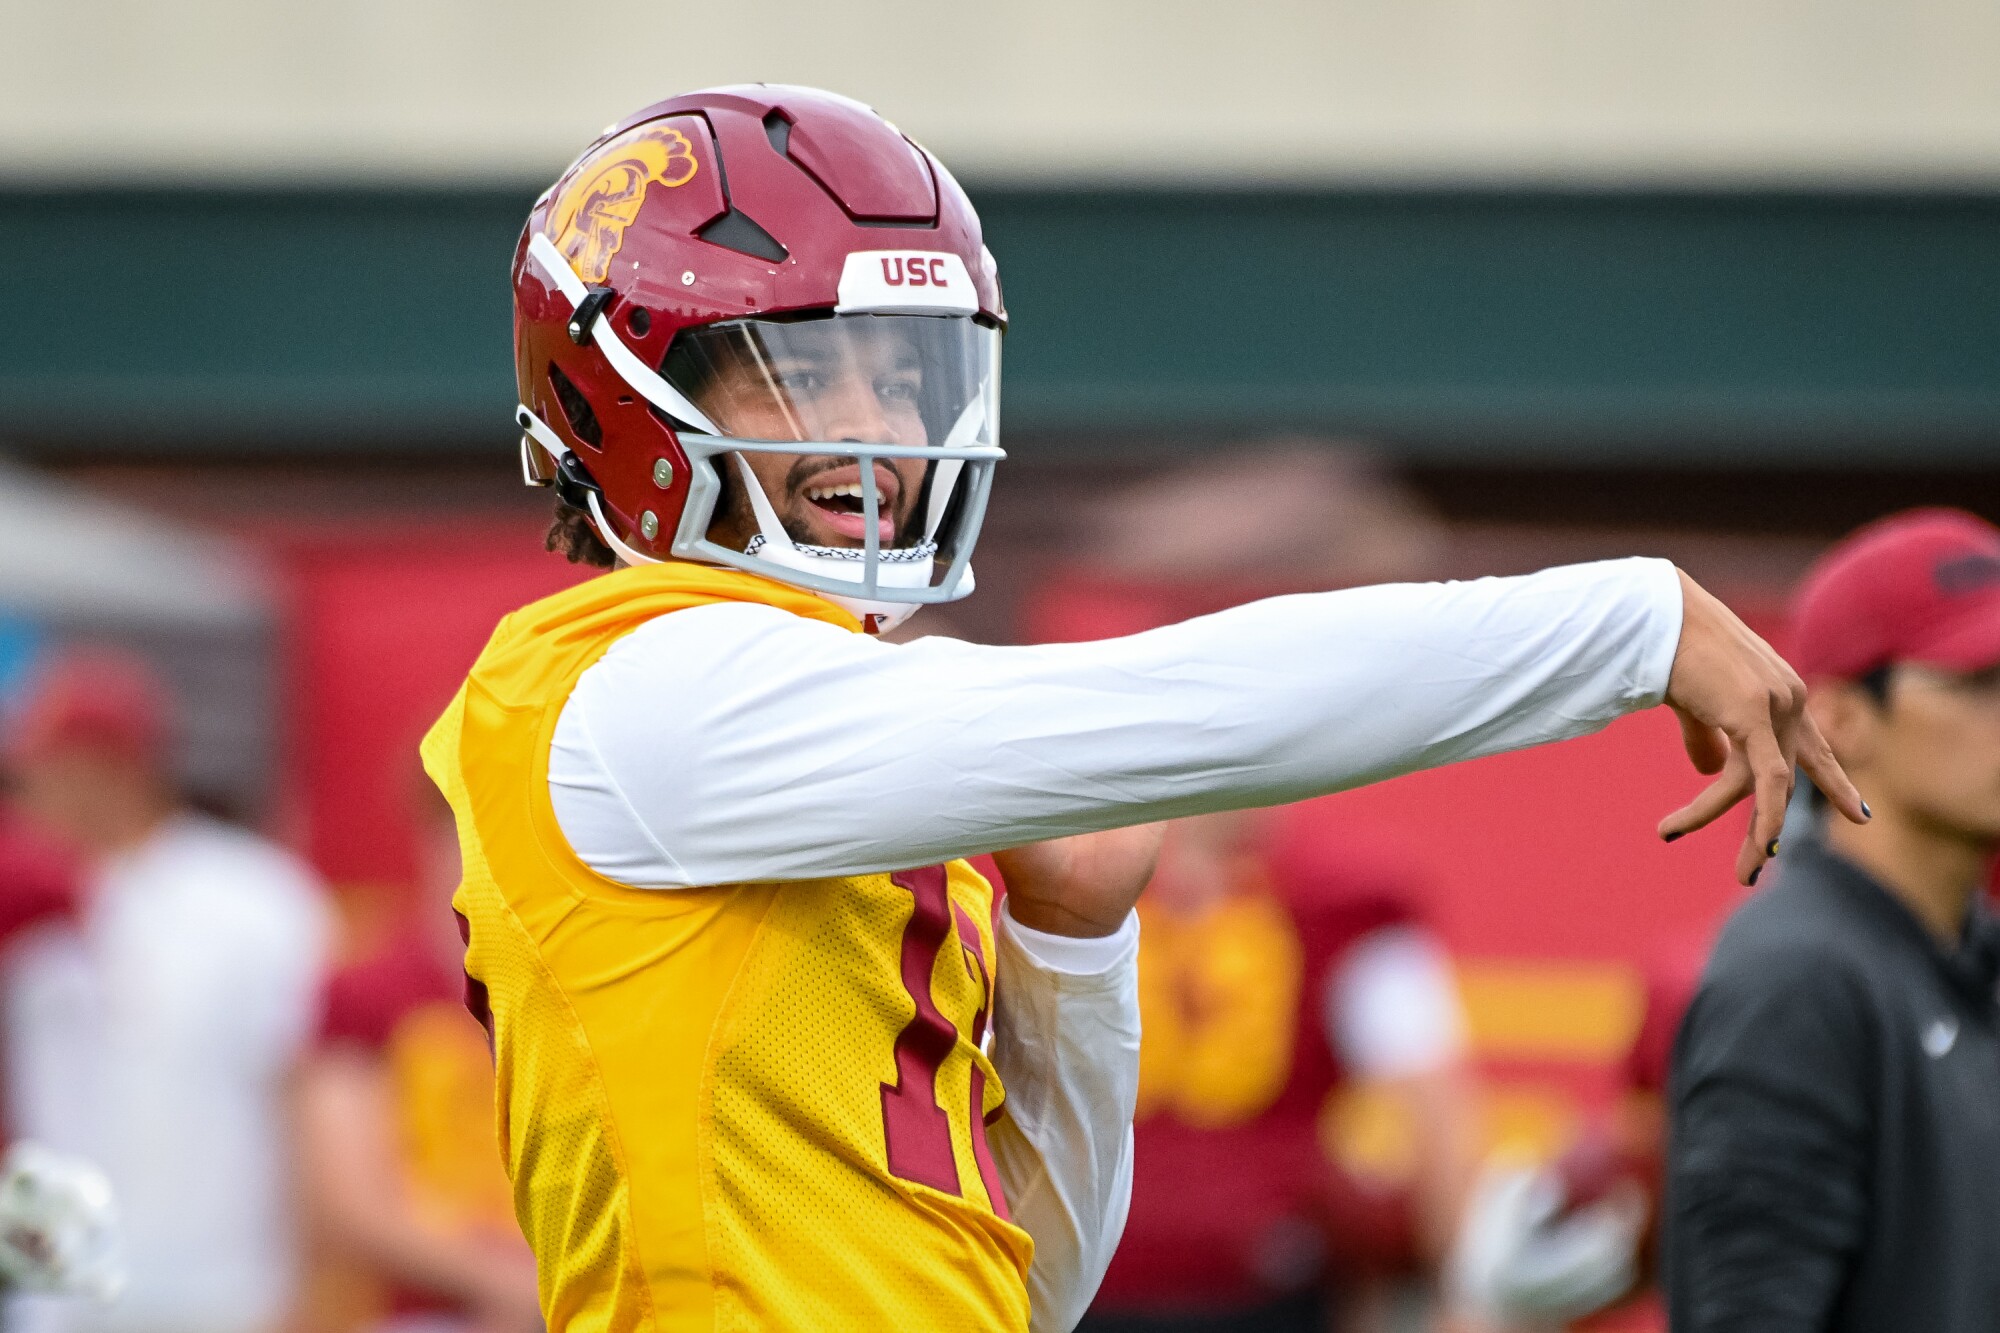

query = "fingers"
(1657, 567), (1870, 880)
(1656, 756), (1751, 843)
(1661, 708), (1838, 886)
(1657, 715), (1790, 886)
(1792, 712), (1870, 825)
(1655, 755), (1783, 887)
(1737, 725), (1794, 878)
(1672, 703), (1729, 776)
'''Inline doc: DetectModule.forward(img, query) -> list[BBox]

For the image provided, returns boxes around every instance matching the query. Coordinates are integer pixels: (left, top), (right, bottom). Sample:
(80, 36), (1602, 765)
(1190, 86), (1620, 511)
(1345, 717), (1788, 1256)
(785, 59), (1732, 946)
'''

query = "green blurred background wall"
(7, 187), (1996, 466)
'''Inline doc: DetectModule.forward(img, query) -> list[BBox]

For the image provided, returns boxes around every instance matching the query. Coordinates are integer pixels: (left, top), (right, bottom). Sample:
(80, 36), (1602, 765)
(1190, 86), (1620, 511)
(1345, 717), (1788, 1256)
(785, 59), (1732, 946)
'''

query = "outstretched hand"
(1659, 570), (1868, 884)
(992, 823), (1166, 939)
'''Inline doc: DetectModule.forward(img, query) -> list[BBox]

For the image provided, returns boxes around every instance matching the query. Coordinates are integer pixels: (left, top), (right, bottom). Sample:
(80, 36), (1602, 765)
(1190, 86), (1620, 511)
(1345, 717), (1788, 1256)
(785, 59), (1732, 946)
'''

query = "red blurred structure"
(266, 517), (587, 902)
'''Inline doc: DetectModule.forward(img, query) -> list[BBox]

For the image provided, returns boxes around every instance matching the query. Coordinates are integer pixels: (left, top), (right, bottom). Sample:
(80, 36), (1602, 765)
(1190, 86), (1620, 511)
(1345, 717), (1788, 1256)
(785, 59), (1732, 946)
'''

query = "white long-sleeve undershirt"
(548, 557), (1682, 888)
(542, 555), (1684, 1331)
(991, 902), (1141, 1332)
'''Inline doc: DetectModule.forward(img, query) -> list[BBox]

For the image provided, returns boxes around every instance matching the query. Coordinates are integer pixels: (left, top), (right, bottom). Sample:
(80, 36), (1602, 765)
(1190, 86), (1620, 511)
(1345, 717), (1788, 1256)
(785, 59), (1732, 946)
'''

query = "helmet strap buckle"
(553, 451), (604, 513)
(567, 286), (617, 345)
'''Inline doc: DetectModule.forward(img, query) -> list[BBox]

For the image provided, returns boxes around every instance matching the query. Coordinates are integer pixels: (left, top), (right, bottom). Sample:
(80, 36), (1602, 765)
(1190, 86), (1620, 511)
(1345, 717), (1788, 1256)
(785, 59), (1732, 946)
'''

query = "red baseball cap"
(1790, 508), (2000, 680)
(5, 650), (173, 770)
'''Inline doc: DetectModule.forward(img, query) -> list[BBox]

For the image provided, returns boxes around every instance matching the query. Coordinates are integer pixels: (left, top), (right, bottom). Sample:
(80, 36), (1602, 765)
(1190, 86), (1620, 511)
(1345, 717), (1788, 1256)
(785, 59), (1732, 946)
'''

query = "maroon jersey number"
(878, 865), (1006, 1214)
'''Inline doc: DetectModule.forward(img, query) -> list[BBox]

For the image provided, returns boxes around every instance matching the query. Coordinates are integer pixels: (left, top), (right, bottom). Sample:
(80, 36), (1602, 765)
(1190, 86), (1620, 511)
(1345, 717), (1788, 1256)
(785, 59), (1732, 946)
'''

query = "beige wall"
(5, 0), (1998, 185)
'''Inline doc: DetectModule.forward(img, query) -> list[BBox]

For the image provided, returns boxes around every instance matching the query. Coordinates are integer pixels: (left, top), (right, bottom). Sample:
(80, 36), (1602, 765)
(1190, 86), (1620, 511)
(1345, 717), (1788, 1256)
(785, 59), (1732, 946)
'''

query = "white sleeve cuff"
(1628, 557), (1685, 710)
(998, 902), (1139, 980)
(990, 898), (1141, 1332)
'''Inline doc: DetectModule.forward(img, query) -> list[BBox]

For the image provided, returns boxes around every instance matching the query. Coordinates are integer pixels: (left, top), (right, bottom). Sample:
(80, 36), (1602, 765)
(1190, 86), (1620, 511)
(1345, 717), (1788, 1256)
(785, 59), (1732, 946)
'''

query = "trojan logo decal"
(546, 121), (700, 283)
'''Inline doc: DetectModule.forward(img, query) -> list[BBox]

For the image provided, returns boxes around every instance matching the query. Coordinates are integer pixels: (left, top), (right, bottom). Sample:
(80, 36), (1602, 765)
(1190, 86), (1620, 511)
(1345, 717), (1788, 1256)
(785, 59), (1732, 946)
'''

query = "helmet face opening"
(513, 86), (1007, 626)
(662, 312), (998, 563)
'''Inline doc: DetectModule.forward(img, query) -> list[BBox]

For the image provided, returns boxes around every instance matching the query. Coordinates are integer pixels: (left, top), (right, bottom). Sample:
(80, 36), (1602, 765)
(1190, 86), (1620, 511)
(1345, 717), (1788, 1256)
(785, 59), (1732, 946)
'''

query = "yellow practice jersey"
(421, 563), (1033, 1332)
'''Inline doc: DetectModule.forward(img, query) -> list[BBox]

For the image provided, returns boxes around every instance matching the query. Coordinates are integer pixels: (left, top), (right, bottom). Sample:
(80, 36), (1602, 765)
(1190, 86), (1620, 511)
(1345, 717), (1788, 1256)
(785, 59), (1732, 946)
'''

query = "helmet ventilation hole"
(763, 111), (793, 156)
(626, 307), (651, 337)
(696, 208), (789, 263)
(546, 364), (603, 449)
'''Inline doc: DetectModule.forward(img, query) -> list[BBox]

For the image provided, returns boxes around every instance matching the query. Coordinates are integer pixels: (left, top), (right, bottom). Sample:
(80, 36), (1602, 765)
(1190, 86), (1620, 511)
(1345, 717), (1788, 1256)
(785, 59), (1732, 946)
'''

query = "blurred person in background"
(1664, 509), (2000, 1333)
(0, 800), (124, 1304)
(1080, 809), (1483, 1333)
(295, 777), (540, 1333)
(0, 800), (80, 964)
(1026, 443), (1450, 644)
(0, 651), (332, 1333)
(1446, 941), (1683, 1332)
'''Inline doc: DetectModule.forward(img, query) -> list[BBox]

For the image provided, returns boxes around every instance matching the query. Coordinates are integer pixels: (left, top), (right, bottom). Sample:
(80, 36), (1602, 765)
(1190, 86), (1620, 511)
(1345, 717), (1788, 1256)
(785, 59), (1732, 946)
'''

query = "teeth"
(805, 482), (865, 501)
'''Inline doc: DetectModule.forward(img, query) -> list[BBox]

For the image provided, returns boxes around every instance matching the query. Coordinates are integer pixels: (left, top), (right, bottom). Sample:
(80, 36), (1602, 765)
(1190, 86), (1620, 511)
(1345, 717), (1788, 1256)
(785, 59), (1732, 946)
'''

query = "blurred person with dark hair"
(1079, 809), (1483, 1333)
(295, 778), (540, 1333)
(1, 651), (331, 1333)
(1664, 509), (2000, 1333)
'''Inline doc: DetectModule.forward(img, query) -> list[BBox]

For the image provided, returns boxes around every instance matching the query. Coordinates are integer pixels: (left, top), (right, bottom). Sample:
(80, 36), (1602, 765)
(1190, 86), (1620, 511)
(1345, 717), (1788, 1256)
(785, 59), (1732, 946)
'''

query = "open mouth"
(800, 470), (899, 545)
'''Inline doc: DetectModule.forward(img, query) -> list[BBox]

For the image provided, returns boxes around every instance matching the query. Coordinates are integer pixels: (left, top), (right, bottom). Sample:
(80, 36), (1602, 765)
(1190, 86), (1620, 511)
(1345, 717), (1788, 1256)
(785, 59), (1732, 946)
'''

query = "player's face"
(1830, 661), (2000, 842)
(698, 322), (931, 551)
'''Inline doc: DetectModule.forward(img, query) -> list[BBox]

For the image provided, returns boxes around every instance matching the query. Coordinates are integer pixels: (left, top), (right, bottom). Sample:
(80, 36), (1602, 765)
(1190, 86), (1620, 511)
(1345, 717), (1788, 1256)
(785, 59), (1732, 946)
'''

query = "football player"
(427, 85), (1863, 1332)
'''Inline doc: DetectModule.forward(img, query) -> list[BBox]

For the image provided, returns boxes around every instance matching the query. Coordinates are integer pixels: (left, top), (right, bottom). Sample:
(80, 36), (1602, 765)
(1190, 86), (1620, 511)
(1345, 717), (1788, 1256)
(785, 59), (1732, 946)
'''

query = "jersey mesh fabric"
(423, 563), (1031, 1332)
(425, 691), (649, 1331)
(707, 862), (1025, 1331)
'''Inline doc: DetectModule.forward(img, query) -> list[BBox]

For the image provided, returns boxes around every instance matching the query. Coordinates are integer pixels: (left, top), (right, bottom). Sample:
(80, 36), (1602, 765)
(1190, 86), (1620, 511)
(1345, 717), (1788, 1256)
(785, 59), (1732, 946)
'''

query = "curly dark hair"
(546, 499), (617, 568)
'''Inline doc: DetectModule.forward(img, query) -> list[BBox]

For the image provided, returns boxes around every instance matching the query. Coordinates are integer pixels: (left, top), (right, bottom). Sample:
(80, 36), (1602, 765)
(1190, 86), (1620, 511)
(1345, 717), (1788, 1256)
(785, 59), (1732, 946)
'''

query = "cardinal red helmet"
(513, 85), (1005, 629)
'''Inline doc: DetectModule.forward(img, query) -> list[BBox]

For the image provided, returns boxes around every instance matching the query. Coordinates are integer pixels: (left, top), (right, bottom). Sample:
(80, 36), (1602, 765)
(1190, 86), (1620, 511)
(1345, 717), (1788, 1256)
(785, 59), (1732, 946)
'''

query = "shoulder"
(165, 816), (321, 888)
(558, 602), (879, 769)
(1704, 866), (1872, 991)
(576, 602), (874, 699)
(1681, 870), (1880, 1067)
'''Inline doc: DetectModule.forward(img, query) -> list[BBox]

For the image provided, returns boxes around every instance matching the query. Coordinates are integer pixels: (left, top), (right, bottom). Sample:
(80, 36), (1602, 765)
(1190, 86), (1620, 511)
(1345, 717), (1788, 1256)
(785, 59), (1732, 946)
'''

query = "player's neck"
(1822, 806), (1992, 949)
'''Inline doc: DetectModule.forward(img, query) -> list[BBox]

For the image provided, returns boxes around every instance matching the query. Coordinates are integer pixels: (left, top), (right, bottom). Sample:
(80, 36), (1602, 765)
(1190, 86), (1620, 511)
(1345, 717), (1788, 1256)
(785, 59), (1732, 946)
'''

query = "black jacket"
(1664, 833), (2000, 1333)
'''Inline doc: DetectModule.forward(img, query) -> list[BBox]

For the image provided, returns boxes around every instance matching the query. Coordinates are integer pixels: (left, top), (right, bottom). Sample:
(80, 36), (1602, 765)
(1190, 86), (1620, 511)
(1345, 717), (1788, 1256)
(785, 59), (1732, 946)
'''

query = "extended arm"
(552, 559), (1684, 886)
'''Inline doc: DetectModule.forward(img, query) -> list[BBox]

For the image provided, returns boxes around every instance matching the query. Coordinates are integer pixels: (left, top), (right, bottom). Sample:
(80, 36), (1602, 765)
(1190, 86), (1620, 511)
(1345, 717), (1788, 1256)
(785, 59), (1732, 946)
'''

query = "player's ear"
(703, 454), (749, 548)
(1807, 676), (1880, 771)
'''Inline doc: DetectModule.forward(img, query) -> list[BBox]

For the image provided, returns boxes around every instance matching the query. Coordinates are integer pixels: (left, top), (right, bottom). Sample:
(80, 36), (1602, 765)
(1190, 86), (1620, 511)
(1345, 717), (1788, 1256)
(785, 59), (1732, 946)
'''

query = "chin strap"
(518, 405), (938, 633)
(518, 230), (992, 626)
(517, 407), (663, 568)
